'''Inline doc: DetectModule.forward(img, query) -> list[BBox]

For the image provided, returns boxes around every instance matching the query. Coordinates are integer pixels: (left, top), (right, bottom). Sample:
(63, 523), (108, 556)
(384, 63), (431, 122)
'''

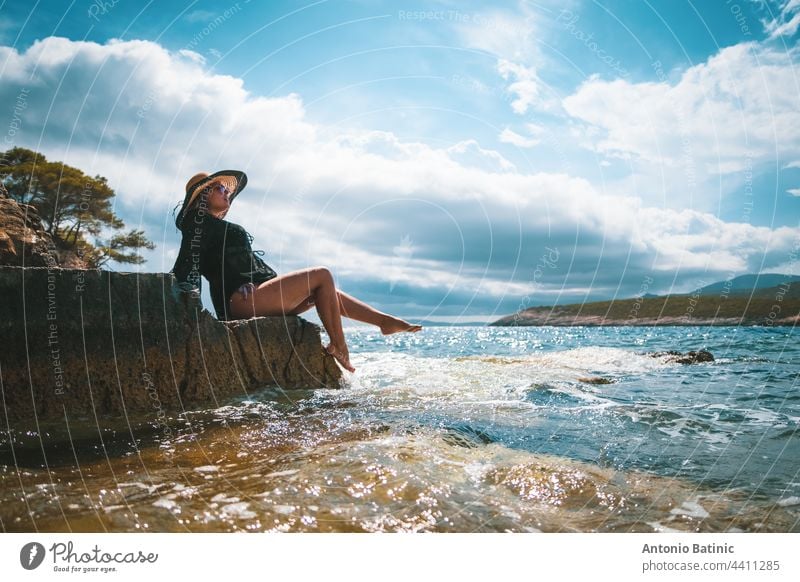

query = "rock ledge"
(0, 266), (342, 426)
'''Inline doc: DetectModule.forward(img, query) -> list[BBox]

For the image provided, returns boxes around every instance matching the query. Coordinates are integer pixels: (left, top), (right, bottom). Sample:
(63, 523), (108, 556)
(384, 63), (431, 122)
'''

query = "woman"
(171, 170), (421, 373)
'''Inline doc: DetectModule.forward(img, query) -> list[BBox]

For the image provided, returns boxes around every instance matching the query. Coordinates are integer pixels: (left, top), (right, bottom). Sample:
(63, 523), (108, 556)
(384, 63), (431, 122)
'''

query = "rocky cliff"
(0, 181), (57, 267)
(0, 181), (88, 268)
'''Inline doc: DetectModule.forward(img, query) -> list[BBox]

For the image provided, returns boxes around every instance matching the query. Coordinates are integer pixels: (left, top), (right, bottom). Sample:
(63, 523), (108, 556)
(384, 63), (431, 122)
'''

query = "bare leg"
(337, 291), (422, 334)
(229, 267), (354, 372)
(286, 290), (422, 334)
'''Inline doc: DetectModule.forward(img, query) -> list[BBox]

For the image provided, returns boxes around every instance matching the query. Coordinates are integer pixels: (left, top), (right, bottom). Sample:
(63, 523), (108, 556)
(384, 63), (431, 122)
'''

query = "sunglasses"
(205, 183), (232, 197)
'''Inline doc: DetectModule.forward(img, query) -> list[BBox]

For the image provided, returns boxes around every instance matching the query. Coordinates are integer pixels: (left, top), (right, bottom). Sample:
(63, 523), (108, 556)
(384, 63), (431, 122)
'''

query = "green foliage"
(93, 229), (156, 267)
(0, 147), (154, 268)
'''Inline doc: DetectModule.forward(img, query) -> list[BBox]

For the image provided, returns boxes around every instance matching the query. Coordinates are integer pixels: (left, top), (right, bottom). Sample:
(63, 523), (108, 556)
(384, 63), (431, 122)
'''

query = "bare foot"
(380, 317), (423, 335)
(325, 343), (356, 373)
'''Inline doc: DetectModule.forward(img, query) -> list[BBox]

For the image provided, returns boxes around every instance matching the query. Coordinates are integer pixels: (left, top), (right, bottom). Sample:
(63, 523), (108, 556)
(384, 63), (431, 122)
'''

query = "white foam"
(116, 481), (149, 489)
(670, 500), (710, 519)
(647, 521), (685, 533)
(221, 502), (257, 519)
(153, 498), (177, 510)
(265, 470), (299, 478)
(117, 481), (161, 494)
(531, 346), (669, 375)
(745, 409), (785, 426)
(354, 347), (669, 404)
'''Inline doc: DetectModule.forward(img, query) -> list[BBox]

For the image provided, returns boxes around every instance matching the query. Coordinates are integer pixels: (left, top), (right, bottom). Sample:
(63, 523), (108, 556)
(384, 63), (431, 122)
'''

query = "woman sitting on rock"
(171, 170), (421, 373)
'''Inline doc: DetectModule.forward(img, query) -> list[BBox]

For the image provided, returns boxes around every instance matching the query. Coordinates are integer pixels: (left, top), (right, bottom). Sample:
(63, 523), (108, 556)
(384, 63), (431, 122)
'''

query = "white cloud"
(455, 5), (560, 116)
(563, 43), (800, 177)
(1, 36), (798, 312)
(446, 139), (516, 172)
(332, 130), (430, 161)
(177, 48), (206, 65)
(634, 207), (797, 272)
(455, 7), (538, 63)
(788, 188), (800, 196)
(497, 59), (546, 115)
(767, 259), (800, 276)
(762, 0), (800, 37)
(499, 123), (544, 148)
(184, 10), (218, 24)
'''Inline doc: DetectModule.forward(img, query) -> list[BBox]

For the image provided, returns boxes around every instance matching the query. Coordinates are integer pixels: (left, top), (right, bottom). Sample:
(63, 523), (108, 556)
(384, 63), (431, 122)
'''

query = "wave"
(11, 429), (794, 532)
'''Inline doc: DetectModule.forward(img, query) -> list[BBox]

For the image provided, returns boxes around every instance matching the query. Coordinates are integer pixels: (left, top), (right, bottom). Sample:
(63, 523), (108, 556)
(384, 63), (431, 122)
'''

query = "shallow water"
(2, 326), (798, 532)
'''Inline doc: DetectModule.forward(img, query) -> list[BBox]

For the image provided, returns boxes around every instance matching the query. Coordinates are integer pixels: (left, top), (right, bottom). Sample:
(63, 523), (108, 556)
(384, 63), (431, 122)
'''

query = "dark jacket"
(171, 208), (277, 320)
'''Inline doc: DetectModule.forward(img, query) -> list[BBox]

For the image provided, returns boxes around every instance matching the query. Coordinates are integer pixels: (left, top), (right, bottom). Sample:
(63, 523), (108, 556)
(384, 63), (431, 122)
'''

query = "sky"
(1, 0), (799, 323)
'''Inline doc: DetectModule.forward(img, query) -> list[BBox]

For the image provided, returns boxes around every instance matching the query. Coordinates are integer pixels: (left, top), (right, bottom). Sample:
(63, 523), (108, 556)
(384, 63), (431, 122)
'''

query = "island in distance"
(491, 274), (800, 327)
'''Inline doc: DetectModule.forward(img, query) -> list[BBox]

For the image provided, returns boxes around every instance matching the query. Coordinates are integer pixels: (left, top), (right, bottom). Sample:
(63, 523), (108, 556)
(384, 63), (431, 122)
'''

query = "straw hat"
(176, 169), (248, 227)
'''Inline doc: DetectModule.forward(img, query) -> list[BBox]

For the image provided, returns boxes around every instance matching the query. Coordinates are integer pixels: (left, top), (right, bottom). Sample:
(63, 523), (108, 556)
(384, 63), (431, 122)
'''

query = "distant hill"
(694, 273), (800, 296)
(491, 275), (800, 326)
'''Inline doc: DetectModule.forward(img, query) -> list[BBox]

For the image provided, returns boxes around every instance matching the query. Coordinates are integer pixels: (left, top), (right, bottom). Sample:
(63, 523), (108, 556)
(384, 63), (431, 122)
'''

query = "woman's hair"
(171, 200), (185, 229)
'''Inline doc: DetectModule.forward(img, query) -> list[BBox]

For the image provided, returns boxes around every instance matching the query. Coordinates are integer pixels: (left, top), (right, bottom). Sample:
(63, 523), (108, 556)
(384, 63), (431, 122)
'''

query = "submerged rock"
(648, 350), (715, 364)
(0, 266), (342, 426)
(577, 376), (615, 385)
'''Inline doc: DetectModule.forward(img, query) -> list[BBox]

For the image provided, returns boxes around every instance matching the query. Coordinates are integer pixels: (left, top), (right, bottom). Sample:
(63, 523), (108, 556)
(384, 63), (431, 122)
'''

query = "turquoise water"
(2, 325), (798, 532)
(345, 326), (799, 503)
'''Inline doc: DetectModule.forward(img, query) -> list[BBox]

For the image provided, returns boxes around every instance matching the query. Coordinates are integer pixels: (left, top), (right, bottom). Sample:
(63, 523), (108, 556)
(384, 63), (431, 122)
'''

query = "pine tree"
(0, 147), (154, 267)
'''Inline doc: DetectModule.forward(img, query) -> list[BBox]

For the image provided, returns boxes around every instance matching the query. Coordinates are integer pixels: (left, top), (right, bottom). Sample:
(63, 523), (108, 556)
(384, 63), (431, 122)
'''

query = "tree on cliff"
(0, 147), (154, 267)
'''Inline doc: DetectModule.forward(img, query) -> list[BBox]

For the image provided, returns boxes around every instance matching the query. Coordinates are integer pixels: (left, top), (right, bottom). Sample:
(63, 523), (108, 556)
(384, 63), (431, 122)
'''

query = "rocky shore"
(491, 305), (799, 327)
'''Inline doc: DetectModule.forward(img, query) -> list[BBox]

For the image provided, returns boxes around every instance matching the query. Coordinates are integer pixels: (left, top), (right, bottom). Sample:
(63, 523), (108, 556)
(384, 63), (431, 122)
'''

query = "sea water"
(1, 326), (798, 532)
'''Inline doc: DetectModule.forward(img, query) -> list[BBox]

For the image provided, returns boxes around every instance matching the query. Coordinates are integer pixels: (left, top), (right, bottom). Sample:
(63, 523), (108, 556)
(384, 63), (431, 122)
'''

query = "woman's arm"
(170, 232), (203, 297)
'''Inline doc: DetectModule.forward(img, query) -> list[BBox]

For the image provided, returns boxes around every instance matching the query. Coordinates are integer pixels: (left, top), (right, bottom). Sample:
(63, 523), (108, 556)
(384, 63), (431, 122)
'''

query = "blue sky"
(1, 0), (799, 322)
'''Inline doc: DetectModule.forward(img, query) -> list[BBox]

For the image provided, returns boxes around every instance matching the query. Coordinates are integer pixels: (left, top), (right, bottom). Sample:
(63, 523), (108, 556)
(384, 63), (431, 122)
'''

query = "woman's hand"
(236, 282), (256, 301)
